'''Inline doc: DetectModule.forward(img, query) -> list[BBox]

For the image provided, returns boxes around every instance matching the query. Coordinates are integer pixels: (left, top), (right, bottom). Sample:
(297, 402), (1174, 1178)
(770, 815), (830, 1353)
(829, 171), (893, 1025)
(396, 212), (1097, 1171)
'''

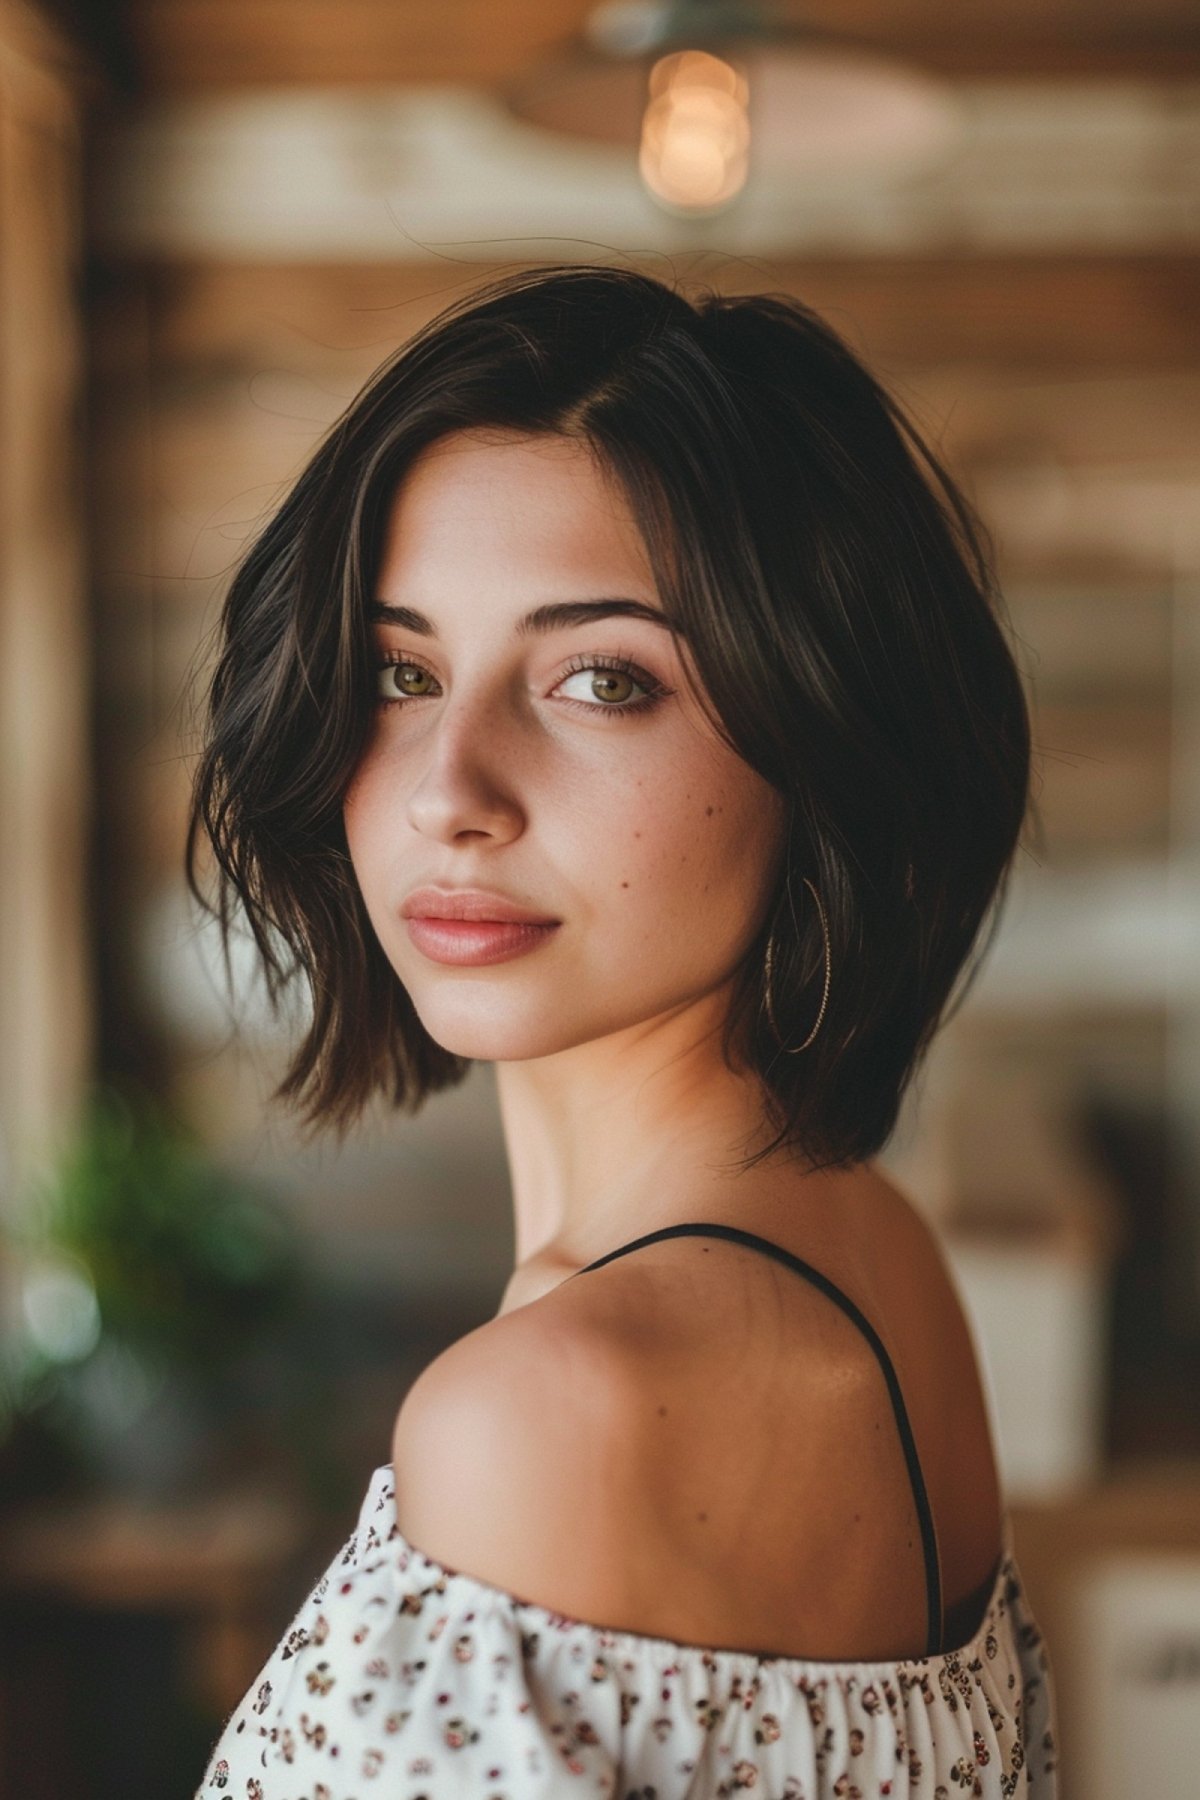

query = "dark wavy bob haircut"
(187, 261), (1033, 1173)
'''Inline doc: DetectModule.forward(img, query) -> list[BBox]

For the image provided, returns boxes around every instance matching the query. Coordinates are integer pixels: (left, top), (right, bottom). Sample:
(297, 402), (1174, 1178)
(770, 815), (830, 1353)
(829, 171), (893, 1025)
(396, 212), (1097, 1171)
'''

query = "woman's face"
(343, 428), (787, 1062)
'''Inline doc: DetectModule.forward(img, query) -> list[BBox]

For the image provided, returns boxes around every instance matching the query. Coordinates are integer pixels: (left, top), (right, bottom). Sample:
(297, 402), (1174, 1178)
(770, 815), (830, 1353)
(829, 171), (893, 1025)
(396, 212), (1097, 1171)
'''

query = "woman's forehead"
(376, 432), (658, 612)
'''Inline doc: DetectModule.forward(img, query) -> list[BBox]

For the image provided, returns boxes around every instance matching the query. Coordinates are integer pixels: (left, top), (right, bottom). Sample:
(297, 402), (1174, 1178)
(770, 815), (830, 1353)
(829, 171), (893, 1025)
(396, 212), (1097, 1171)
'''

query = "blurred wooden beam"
(731, 256), (1200, 371)
(122, 254), (1200, 374)
(123, 1), (1200, 91)
(0, 2), (92, 1188)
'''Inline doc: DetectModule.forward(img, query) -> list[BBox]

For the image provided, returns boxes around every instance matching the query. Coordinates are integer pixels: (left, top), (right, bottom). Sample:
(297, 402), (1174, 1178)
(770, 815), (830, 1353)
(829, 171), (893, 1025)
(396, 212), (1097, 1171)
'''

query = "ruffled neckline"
(359, 1464), (1017, 1678)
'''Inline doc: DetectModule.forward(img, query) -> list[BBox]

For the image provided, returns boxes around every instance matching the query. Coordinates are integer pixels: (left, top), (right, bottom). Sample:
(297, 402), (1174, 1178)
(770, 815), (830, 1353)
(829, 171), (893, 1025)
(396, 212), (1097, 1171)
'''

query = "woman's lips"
(404, 917), (561, 966)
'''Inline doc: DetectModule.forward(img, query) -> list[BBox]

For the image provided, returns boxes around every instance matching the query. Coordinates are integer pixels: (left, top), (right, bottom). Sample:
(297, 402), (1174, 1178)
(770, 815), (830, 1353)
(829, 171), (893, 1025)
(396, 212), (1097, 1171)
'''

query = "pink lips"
(404, 917), (560, 966)
(401, 887), (561, 967)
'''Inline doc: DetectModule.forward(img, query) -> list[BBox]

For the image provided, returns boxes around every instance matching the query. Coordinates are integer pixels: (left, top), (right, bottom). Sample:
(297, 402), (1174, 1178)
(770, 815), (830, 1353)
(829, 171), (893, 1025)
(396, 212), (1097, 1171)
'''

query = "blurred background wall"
(1, 2), (1199, 1795)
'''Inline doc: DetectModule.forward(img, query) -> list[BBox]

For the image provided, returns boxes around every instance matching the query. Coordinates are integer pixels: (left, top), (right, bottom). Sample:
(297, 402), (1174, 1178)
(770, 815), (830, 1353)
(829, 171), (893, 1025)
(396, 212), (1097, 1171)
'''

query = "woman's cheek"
(342, 771), (389, 905)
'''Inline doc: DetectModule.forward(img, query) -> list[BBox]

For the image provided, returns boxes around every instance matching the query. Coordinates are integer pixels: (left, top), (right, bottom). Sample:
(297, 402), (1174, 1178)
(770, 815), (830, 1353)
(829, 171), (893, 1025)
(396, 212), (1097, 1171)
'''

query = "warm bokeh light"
(638, 49), (750, 212)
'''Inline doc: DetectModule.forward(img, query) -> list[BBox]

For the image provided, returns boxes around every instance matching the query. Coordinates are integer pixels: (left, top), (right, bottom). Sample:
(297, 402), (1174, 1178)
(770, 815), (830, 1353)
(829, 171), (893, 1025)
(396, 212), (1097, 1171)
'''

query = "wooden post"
(0, 1), (91, 1206)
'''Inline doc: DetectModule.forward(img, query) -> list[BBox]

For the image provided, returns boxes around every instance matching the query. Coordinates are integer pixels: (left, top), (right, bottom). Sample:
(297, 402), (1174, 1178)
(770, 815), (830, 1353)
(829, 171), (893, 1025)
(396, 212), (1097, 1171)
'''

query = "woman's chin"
(417, 1011), (589, 1064)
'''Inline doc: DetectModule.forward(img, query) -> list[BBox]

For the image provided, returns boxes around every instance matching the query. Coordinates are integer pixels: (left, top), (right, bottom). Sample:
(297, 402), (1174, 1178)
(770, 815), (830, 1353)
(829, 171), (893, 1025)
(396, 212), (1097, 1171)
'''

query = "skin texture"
(344, 426), (1006, 1657)
(344, 426), (796, 1274)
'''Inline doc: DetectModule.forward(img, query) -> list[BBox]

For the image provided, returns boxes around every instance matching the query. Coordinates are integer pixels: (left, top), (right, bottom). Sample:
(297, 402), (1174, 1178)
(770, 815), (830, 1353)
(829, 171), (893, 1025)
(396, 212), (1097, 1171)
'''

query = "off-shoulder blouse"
(197, 1221), (1060, 1798)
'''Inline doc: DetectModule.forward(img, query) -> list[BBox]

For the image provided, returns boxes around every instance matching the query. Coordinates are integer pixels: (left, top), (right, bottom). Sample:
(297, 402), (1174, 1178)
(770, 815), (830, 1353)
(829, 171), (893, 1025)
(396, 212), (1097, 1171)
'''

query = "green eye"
(376, 659), (438, 702)
(556, 665), (638, 706)
(554, 653), (669, 718)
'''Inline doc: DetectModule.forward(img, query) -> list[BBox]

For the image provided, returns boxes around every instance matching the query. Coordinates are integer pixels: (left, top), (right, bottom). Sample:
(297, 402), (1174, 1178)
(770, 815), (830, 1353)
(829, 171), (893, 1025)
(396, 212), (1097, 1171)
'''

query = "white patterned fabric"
(198, 1462), (1059, 1799)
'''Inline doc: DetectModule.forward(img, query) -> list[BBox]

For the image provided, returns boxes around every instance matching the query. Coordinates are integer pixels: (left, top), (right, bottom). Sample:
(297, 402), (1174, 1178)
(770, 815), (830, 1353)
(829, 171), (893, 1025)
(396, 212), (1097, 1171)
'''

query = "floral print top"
(197, 1461), (1059, 1799)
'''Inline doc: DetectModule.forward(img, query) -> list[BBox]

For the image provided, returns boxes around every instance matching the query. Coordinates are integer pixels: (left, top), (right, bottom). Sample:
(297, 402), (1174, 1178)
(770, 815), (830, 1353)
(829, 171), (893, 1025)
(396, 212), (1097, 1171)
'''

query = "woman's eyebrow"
(367, 598), (683, 638)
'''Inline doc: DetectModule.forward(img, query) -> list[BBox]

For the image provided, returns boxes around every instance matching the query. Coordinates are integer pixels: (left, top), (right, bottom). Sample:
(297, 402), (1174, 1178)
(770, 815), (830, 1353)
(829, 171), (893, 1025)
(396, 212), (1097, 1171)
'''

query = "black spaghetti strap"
(567, 1220), (945, 1658)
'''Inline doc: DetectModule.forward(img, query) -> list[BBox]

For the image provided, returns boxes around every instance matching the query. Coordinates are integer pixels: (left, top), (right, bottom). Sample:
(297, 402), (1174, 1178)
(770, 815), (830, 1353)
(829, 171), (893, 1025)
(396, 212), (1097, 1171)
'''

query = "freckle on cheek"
(706, 806), (714, 817)
(620, 881), (629, 889)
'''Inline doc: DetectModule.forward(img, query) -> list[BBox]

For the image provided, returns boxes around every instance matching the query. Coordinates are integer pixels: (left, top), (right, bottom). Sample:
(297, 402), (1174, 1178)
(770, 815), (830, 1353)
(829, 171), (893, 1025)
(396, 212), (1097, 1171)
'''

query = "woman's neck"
(493, 992), (793, 1280)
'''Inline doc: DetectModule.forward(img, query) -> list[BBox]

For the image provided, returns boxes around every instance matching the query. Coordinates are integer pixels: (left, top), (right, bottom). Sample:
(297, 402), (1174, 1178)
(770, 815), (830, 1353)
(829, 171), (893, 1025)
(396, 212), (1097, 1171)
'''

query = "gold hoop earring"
(762, 877), (831, 1054)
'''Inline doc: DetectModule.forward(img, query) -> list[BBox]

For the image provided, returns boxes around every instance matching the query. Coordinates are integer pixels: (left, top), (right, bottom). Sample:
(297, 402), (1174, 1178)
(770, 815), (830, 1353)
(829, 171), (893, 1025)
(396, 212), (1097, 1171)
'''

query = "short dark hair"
(186, 262), (1032, 1171)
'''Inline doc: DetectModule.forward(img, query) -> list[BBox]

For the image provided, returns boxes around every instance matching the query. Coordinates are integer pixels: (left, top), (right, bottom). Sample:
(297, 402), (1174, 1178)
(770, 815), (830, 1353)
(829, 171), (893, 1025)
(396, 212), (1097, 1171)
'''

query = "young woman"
(190, 263), (1058, 1796)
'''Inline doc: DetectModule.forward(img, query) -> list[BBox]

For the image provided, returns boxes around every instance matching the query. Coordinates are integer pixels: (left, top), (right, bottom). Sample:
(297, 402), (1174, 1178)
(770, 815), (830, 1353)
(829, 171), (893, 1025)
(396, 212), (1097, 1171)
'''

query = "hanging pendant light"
(501, 0), (963, 217)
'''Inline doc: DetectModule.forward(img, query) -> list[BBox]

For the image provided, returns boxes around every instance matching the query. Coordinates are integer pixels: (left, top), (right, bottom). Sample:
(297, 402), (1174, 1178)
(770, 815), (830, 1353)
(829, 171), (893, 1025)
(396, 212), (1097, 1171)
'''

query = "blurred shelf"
(0, 1476), (319, 1719)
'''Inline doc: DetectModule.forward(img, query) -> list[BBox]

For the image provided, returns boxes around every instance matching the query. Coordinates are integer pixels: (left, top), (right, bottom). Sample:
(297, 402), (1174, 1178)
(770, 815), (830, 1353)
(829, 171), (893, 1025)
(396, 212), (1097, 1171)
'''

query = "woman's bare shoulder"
(457, 1162), (1002, 1645)
(525, 1163), (1005, 1638)
(394, 1232), (961, 1659)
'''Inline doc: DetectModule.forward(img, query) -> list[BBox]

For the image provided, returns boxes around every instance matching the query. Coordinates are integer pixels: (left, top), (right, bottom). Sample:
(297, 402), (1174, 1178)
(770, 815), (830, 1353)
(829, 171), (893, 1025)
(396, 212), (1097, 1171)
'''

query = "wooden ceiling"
(77, 1), (1200, 91)
(136, 256), (1200, 373)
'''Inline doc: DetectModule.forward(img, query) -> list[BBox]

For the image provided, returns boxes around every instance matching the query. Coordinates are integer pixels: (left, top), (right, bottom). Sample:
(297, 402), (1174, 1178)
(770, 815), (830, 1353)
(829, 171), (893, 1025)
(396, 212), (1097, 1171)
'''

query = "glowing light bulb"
(638, 49), (750, 213)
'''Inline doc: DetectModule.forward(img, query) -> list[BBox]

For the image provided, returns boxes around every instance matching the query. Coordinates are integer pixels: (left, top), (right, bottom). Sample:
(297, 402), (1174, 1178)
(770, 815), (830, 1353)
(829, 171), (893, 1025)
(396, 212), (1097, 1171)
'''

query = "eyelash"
(373, 650), (671, 719)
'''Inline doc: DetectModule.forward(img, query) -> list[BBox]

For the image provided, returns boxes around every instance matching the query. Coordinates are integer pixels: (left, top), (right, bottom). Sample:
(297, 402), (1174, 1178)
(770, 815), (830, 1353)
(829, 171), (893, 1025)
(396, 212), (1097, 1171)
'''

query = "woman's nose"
(403, 687), (527, 845)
